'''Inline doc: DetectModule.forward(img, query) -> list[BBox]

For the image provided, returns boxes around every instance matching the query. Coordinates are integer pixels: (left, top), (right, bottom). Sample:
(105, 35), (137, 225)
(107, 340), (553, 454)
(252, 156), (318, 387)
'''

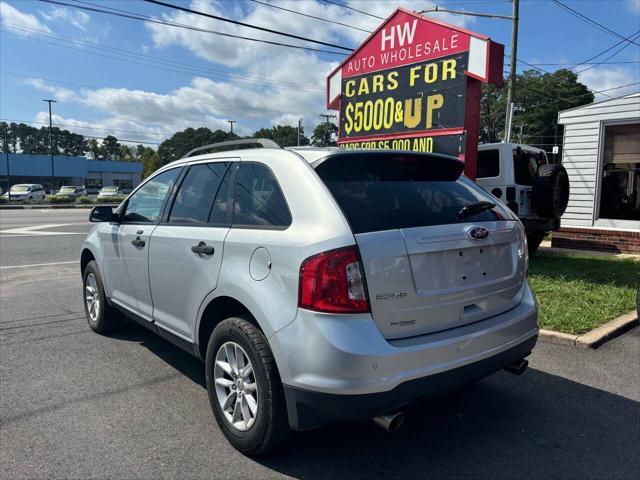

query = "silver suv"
(81, 140), (538, 454)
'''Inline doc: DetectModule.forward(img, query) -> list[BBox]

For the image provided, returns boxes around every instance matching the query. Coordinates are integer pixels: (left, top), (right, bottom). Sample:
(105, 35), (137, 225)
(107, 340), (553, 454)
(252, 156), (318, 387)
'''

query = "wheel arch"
(196, 296), (264, 360)
(80, 247), (96, 275)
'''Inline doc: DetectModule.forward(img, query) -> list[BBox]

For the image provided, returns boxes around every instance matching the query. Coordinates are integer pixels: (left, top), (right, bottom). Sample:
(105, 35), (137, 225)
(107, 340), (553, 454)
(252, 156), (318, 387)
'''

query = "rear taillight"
(299, 246), (369, 314)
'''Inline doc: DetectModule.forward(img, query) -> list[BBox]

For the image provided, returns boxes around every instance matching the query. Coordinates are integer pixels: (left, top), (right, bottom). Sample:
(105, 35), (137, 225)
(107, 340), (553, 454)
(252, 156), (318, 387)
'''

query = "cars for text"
(81, 140), (539, 454)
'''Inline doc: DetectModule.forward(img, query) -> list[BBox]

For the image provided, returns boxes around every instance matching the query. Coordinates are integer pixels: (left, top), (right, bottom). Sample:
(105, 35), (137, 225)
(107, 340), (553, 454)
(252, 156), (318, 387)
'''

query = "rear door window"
(314, 154), (511, 234)
(168, 162), (232, 225)
(513, 148), (547, 186)
(233, 163), (291, 228)
(477, 149), (500, 178)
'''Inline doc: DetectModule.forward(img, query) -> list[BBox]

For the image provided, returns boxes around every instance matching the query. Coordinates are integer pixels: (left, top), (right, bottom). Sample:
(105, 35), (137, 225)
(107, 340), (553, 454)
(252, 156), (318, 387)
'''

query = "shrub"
(75, 196), (94, 204)
(98, 195), (126, 204)
(47, 195), (74, 204)
(0, 196), (6, 204)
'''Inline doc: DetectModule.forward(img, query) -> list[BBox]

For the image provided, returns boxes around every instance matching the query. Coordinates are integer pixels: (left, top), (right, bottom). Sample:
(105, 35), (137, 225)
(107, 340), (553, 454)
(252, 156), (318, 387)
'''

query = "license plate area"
(409, 243), (514, 293)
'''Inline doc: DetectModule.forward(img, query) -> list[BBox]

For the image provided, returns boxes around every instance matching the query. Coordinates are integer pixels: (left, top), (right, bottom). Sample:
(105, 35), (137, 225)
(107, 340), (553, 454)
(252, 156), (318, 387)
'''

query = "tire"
(82, 260), (125, 334)
(526, 231), (545, 256)
(205, 317), (289, 455)
(531, 164), (570, 219)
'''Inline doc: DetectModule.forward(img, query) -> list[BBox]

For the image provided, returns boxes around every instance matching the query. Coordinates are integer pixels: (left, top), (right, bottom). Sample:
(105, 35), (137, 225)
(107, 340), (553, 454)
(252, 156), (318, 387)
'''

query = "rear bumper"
(284, 334), (536, 430)
(270, 283), (538, 430)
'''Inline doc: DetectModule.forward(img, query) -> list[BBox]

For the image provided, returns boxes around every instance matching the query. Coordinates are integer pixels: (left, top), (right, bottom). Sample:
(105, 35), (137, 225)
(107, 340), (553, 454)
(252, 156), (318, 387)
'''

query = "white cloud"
(578, 66), (640, 100)
(22, 78), (75, 102)
(38, 5), (90, 31)
(0, 1), (51, 35)
(17, 1), (479, 145)
(626, 0), (640, 13)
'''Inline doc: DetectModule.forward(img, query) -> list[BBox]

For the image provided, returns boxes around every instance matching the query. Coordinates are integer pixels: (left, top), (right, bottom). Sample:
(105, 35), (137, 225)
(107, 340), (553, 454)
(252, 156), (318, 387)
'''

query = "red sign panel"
(327, 8), (504, 179)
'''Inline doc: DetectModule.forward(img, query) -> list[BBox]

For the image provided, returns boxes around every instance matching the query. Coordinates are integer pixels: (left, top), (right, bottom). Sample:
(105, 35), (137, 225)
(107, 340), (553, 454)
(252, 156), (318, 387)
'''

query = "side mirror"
(90, 206), (117, 223)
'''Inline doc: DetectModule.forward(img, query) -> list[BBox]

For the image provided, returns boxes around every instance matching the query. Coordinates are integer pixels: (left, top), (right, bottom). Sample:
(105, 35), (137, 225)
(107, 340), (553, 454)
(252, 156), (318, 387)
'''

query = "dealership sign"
(326, 8), (504, 178)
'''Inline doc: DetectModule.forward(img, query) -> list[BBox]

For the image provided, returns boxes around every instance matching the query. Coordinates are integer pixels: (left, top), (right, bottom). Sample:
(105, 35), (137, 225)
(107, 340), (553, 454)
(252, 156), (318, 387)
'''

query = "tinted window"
(513, 148), (547, 186)
(315, 154), (511, 234)
(122, 168), (180, 223)
(233, 163), (291, 227)
(477, 149), (500, 178)
(169, 162), (232, 225)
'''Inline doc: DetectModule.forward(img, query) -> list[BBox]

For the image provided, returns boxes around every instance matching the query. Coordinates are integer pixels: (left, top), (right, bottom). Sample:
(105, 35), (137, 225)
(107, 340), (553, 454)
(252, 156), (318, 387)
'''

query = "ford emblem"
(468, 227), (489, 240)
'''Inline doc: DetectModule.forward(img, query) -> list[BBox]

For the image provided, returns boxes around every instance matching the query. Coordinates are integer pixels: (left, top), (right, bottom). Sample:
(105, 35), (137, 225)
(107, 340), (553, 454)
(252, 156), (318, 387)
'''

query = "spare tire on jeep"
(531, 164), (570, 218)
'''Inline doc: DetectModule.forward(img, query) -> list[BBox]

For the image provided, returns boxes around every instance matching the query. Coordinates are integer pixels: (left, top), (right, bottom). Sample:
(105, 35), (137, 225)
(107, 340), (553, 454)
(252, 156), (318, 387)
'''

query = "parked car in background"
(97, 186), (122, 200)
(55, 185), (87, 200)
(80, 140), (538, 455)
(476, 143), (570, 254)
(1, 184), (46, 201)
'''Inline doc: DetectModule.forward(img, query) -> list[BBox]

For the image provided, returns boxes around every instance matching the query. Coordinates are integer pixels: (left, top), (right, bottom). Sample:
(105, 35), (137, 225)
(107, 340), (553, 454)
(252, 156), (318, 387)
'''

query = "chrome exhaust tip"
(504, 358), (529, 375)
(373, 412), (405, 432)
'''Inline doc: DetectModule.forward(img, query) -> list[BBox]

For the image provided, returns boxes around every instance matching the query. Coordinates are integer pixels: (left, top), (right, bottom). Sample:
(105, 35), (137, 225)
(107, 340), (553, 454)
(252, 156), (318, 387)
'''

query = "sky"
(1, 0), (639, 147)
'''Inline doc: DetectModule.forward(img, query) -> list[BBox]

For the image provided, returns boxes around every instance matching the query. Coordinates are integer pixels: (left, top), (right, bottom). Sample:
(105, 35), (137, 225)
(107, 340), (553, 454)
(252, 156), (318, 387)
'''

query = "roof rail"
(182, 139), (281, 158)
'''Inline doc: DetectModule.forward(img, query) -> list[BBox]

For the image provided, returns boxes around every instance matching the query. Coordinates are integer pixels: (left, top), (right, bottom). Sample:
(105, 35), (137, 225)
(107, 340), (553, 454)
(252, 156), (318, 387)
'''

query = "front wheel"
(205, 317), (289, 455)
(82, 260), (126, 334)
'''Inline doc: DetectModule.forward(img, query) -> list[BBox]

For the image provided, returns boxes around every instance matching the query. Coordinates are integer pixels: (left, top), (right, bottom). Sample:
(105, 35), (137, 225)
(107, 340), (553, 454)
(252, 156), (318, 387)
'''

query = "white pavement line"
(0, 223), (80, 236)
(0, 260), (78, 270)
(0, 233), (86, 238)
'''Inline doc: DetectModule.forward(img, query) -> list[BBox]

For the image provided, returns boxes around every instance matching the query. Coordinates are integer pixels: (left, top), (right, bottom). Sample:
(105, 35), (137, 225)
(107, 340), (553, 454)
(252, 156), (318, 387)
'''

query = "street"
(1, 209), (638, 479)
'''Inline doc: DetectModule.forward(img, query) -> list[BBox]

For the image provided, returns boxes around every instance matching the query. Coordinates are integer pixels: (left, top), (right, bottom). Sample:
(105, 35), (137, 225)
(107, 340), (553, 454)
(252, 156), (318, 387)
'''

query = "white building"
(554, 93), (640, 253)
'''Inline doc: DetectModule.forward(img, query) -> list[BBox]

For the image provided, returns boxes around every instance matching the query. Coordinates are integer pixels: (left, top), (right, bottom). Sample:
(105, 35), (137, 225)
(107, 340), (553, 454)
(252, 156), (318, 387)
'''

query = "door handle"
(191, 241), (214, 256)
(131, 236), (145, 248)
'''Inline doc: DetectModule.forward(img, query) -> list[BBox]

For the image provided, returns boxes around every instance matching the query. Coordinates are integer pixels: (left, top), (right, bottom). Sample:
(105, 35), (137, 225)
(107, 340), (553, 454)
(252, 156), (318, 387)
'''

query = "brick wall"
(552, 227), (640, 254)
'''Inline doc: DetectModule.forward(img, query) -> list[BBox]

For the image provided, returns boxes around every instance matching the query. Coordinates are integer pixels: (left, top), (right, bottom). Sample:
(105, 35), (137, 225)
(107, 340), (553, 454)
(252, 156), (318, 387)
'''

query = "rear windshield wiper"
(456, 201), (496, 220)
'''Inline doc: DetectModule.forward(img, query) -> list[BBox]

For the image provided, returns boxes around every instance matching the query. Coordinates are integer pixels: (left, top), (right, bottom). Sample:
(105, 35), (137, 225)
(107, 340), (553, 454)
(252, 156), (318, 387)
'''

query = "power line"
(36, 0), (348, 57)
(0, 118), (163, 145)
(1, 117), (171, 137)
(248, 0), (371, 33)
(574, 31), (640, 74)
(143, 0), (354, 51)
(565, 29), (640, 71)
(1, 21), (324, 93)
(320, 0), (384, 20)
(507, 61), (640, 66)
(551, 0), (640, 46)
(480, 81), (640, 119)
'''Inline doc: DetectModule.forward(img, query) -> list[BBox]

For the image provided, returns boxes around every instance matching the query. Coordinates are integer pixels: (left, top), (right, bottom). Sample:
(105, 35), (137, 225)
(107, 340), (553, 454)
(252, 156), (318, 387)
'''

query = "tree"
(87, 138), (105, 159)
(102, 135), (121, 160)
(253, 125), (309, 147)
(139, 147), (160, 178)
(311, 122), (338, 146)
(157, 127), (236, 166)
(480, 69), (594, 148)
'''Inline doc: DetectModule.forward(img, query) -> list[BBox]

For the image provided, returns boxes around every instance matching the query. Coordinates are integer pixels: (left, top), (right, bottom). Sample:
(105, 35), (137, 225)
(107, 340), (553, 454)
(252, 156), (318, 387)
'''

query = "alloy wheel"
(85, 272), (100, 322)
(213, 341), (258, 431)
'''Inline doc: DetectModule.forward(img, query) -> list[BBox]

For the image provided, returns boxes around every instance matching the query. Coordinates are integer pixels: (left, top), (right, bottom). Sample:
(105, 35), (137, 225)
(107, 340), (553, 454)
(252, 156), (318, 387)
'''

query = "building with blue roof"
(0, 153), (142, 193)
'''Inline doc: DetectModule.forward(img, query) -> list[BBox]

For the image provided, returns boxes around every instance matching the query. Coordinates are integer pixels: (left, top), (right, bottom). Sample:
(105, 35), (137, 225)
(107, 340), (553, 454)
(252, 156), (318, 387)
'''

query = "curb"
(0, 203), (119, 210)
(539, 310), (639, 349)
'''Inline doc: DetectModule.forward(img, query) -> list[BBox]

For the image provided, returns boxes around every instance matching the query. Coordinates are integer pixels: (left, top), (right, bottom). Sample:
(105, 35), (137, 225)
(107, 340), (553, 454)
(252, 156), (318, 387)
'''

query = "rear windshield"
(101, 187), (118, 193)
(315, 154), (512, 234)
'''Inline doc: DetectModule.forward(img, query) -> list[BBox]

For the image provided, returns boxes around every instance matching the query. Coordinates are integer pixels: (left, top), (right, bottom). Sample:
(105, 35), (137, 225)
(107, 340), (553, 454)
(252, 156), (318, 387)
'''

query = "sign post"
(327, 8), (504, 179)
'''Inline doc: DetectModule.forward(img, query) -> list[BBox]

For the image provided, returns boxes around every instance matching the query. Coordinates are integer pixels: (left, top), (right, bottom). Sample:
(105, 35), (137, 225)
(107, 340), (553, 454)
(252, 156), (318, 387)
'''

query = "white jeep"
(476, 143), (570, 254)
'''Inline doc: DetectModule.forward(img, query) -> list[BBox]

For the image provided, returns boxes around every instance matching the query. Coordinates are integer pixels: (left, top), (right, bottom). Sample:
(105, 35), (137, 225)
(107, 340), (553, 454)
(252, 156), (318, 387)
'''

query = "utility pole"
(3, 128), (10, 202)
(43, 99), (57, 193)
(318, 114), (337, 147)
(503, 0), (519, 142)
(297, 118), (302, 146)
(227, 120), (236, 136)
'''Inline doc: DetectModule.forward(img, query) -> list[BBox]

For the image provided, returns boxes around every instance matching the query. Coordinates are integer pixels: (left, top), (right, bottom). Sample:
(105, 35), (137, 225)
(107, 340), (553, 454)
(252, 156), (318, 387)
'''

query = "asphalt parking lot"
(1, 208), (639, 480)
